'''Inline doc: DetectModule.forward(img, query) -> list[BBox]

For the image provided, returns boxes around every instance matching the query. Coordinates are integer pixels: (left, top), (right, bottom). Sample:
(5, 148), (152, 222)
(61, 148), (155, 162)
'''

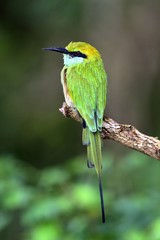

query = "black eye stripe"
(69, 51), (87, 58)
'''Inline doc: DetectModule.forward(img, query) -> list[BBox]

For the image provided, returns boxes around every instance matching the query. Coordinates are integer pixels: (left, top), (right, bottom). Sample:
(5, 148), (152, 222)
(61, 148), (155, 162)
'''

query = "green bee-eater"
(43, 42), (107, 223)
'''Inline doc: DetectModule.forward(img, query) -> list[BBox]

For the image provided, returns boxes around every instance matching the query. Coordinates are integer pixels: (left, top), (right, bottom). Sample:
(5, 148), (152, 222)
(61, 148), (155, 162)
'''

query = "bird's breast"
(61, 67), (75, 108)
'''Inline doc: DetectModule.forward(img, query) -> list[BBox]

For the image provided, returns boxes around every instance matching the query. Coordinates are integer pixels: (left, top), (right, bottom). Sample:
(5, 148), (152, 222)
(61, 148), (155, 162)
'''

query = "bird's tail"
(82, 128), (105, 223)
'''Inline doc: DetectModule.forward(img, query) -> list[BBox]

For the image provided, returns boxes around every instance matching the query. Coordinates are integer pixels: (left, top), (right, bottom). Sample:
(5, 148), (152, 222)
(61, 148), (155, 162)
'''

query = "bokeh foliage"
(0, 153), (160, 240)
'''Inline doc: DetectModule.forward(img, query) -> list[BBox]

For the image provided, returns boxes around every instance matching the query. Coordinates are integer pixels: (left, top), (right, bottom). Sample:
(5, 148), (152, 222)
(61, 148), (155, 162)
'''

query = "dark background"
(0, 0), (160, 239)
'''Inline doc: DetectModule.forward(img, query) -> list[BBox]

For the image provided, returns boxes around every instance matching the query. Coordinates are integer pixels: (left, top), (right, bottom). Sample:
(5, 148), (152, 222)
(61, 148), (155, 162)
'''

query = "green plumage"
(66, 58), (106, 131)
(82, 128), (102, 172)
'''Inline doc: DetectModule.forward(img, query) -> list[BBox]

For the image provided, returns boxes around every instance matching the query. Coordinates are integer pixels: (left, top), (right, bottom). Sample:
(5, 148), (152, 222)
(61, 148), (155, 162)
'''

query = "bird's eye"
(69, 51), (87, 59)
(74, 51), (82, 57)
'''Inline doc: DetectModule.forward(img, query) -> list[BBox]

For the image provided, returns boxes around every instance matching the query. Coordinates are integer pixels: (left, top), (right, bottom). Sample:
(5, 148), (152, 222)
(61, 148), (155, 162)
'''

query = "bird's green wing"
(66, 60), (107, 132)
(97, 70), (107, 130)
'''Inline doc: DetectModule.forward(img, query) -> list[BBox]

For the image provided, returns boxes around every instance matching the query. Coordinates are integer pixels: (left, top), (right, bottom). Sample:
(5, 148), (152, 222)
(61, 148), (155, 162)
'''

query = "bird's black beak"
(42, 47), (69, 54)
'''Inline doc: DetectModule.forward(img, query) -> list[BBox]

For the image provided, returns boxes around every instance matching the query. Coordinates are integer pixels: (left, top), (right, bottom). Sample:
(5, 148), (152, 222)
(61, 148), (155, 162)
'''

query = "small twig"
(59, 102), (160, 160)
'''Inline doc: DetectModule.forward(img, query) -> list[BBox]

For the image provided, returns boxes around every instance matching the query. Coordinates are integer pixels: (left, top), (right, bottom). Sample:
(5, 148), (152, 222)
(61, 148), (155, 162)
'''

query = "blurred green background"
(0, 0), (160, 239)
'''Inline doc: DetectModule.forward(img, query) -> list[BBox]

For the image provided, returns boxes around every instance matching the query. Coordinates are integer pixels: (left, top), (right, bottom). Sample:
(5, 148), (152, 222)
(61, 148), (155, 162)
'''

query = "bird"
(43, 42), (107, 223)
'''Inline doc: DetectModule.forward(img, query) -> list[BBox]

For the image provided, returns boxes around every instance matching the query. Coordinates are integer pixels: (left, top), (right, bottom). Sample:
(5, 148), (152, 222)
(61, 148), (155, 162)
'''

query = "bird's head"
(43, 42), (101, 67)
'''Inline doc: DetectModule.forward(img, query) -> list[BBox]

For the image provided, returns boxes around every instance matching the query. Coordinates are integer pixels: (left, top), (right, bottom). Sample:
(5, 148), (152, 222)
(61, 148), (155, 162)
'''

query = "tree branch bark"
(59, 102), (160, 160)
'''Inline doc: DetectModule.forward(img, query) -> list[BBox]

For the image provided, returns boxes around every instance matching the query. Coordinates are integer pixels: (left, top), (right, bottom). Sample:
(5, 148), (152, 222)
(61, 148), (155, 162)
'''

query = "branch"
(59, 102), (160, 160)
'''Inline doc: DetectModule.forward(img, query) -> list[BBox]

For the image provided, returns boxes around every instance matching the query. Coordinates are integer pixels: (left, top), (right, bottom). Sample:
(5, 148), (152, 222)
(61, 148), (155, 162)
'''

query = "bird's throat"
(63, 54), (84, 67)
